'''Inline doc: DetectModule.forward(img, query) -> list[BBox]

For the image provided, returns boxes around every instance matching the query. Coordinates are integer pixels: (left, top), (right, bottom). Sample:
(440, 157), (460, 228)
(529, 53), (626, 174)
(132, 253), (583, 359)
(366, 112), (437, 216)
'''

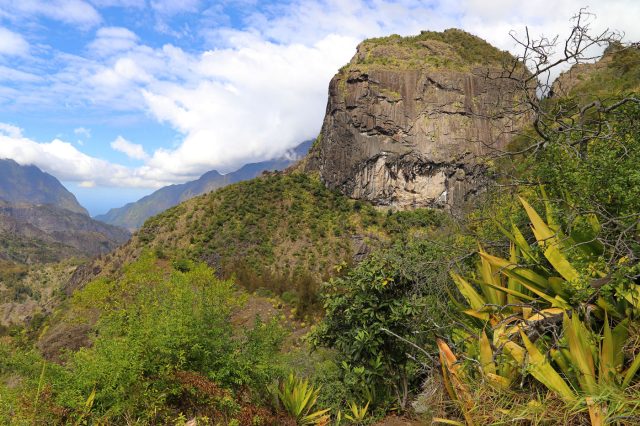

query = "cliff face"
(307, 29), (527, 209)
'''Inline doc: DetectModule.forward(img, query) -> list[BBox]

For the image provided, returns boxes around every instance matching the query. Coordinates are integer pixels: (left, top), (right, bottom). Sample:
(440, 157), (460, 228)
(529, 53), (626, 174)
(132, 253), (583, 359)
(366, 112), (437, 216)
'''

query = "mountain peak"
(95, 140), (313, 230)
(0, 158), (89, 216)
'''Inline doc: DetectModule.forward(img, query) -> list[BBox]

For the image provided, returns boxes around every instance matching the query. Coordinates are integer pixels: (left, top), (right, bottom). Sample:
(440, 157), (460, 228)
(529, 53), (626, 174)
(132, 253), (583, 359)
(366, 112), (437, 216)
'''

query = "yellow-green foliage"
(277, 373), (330, 425)
(561, 44), (640, 100)
(441, 195), (640, 425)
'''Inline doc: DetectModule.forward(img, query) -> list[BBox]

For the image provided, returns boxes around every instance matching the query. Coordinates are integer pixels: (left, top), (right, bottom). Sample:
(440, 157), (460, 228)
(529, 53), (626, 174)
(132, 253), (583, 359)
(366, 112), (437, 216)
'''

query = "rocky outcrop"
(307, 29), (528, 209)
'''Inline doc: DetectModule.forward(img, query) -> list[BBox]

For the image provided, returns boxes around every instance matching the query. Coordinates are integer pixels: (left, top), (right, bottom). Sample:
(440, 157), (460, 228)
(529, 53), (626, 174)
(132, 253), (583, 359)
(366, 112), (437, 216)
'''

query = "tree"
(310, 239), (458, 410)
(479, 9), (640, 271)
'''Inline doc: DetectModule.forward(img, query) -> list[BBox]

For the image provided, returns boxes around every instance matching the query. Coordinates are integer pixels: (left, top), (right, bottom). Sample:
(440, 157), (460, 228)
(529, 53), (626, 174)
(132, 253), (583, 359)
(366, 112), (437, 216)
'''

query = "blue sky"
(0, 0), (637, 215)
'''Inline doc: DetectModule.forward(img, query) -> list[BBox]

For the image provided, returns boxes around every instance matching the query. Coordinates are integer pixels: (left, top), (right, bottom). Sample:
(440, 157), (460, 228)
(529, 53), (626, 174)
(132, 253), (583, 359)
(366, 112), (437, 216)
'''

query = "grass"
(563, 44), (640, 99)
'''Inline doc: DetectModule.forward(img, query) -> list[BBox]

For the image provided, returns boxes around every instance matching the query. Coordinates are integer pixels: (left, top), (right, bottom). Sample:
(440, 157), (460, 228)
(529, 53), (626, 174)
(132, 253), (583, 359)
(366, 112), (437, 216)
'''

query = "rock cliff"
(306, 29), (528, 209)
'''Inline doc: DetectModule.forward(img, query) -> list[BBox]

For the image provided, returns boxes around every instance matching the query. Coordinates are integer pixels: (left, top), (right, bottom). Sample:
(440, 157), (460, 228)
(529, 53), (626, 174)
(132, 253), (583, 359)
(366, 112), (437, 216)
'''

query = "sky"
(0, 0), (638, 216)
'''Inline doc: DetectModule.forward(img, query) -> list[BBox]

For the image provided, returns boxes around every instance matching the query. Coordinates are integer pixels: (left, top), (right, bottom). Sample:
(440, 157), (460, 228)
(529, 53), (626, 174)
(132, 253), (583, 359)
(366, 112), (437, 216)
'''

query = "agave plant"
(344, 400), (370, 425)
(441, 194), (640, 425)
(277, 373), (330, 425)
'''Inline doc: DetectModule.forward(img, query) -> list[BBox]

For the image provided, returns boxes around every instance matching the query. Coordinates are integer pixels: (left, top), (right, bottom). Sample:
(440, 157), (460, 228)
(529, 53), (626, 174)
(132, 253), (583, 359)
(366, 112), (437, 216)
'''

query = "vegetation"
(0, 232), (81, 264)
(345, 28), (514, 72)
(276, 373), (330, 425)
(0, 254), (292, 424)
(557, 43), (640, 99)
(3, 14), (640, 426)
(310, 236), (465, 411)
(131, 172), (443, 317)
(437, 196), (640, 424)
(0, 259), (78, 332)
(312, 17), (640, 425)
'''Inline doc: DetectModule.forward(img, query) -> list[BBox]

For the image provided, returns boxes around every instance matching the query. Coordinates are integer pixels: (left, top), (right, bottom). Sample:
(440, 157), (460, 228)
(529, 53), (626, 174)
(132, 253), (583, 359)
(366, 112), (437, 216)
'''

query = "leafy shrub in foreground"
(439, 195), (640, 425)
(1, 253), (287, 424)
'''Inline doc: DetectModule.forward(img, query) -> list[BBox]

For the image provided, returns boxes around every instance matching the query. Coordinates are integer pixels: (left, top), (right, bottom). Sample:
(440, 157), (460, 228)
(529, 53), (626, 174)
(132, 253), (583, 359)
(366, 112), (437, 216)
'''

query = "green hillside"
(107, 172), (444, 314)
(2, 32), (640, 426)
(95, 141), (312, 231)
(346, 28), (515, 71)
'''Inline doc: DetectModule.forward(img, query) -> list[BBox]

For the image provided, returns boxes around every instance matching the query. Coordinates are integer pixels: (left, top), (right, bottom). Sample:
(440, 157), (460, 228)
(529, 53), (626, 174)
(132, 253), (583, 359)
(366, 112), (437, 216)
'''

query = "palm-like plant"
(439, 194), (640, 425)
(344, 400), (370, 425)
(277, 373), (330, 425)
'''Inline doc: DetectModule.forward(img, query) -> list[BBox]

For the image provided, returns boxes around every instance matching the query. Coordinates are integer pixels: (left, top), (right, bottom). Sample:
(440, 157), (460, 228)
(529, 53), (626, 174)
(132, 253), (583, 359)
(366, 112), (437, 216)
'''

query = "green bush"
(310, 236), (462, 411)
(0, 253), (287, 423)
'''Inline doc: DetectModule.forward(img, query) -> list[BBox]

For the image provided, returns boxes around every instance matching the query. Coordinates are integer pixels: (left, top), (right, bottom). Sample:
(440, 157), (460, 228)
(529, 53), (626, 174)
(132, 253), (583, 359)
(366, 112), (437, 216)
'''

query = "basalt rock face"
(307, 29), (528, 209)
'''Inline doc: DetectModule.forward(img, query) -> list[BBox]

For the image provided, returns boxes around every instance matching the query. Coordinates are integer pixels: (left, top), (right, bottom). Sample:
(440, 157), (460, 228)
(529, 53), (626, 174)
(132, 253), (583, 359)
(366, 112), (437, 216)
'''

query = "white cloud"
(140, 33), (357, 174)
(151, 0), (201, 16)
(89, 26), (139, 56)
(132, 0), (640, 177)
(74, 127), (92, 138)
(0, 123), (23, 138)
(0, 0), (102, 28)
(0, 27), (29, 56)
(0, 124), (176, 188)
(111, 135), (148, 160)
(0, 65), (41, 82)
(89, 0), (145, 7)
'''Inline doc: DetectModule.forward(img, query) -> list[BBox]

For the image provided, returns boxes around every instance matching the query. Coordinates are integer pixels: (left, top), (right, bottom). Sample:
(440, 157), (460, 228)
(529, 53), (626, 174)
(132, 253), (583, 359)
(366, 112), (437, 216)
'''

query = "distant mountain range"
(0, 158), (88, 216)
(95, 140), (313, 230)
(0, 159), (130, 263)
(0, 200), (130, 263)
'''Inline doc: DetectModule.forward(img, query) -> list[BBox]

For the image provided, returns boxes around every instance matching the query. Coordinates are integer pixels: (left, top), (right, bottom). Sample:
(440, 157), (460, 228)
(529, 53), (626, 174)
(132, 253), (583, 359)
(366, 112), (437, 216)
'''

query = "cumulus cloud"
(133, 0), (640, 177)
(111, 135), (148, 160)
(0, 123), (23, 138)
(140, 33), (357, 174)
(0, 124), (175, 188)
(0, 0), (102, 28)
(0, 27), (29, 56)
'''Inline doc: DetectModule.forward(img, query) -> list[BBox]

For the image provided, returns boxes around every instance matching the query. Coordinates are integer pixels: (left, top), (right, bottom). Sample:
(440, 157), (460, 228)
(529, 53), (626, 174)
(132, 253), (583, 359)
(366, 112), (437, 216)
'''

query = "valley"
(1, 13), (640, 426)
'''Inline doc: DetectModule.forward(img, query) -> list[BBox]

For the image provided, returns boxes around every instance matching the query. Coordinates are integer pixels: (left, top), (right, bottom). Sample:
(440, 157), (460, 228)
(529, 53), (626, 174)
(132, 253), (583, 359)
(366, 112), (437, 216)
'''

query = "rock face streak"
(308, 30), (527, 209)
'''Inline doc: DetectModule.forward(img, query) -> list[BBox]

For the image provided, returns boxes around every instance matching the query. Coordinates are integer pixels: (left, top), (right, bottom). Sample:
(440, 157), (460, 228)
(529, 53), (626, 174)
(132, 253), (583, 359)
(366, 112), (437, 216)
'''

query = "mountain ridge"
(0, 158), (89, 215)
(95, 140), (313, 230)
(0, 199), (130, 263)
